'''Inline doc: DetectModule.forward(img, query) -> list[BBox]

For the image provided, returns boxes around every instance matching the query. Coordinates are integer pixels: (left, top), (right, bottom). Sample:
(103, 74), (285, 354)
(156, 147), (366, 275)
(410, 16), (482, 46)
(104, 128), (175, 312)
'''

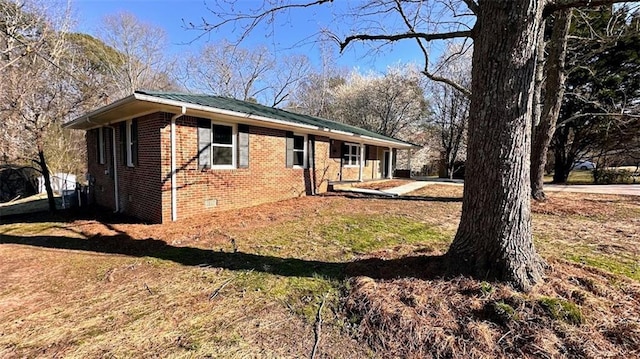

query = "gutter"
(170, 107), (186, 221)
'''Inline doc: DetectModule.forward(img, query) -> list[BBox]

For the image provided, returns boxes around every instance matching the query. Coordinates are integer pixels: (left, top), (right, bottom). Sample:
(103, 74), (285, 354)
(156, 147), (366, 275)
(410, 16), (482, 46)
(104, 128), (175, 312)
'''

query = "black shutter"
(329, 140), (342, 158)
(238, 124), (249, 168)
(308, 134), (315, 169)
(119, 122), (126, 165)
(197, 119), (211, 169)
(285, 131), (294, 168)
(131, 119), (138, 166)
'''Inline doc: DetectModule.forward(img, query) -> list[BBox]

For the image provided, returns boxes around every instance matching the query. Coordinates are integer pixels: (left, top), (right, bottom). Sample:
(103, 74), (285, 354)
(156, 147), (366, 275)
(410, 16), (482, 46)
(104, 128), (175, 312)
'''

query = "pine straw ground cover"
(0, 184), (638, 358)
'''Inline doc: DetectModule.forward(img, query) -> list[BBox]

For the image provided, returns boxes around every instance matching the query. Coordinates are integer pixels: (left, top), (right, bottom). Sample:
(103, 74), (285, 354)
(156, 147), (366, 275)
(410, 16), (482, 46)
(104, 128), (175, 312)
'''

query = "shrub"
(592, 169), (632, 184)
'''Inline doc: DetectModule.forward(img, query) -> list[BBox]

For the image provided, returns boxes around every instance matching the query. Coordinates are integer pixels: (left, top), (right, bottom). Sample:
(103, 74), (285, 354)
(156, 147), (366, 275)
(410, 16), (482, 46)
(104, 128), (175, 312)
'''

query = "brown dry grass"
(1, 185), (639, 358)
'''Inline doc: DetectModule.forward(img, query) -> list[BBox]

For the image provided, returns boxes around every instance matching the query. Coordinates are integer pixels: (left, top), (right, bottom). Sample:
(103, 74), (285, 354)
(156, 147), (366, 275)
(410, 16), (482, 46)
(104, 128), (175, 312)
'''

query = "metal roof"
(64, 90), (418, 148)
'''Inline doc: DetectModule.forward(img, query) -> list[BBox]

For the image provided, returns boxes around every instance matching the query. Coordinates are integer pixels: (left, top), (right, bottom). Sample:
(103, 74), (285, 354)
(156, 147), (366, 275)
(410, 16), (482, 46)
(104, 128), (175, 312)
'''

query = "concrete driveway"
(544, 184), (640, 196)
(414, 177), (640, 197)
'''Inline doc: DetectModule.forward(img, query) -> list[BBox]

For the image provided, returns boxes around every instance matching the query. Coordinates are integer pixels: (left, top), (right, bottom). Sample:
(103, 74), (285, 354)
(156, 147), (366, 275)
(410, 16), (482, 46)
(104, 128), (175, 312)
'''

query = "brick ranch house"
(63, 91), (417, 223)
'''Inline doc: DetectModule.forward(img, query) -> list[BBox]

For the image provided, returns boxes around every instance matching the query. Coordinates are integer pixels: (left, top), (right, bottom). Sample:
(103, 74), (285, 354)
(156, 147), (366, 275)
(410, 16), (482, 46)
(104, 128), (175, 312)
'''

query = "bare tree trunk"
(447, 0), (546, 291)
(531, 10), (572, 201)
(38, 149), (56, 212)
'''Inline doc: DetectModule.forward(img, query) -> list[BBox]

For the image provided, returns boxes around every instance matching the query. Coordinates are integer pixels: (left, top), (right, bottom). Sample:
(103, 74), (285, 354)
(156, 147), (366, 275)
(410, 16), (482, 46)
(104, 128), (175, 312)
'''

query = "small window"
(97, 127), (105, 164)
(293, 134), (306, 167)
(126, 119), (138, 167)
(343, 143), (361, 167)
(286, 132), (307, 168)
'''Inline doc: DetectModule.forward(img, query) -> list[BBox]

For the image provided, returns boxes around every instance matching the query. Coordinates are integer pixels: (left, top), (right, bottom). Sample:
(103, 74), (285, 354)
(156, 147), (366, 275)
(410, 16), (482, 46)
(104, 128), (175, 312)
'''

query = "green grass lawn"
(1, 186), (639, 358)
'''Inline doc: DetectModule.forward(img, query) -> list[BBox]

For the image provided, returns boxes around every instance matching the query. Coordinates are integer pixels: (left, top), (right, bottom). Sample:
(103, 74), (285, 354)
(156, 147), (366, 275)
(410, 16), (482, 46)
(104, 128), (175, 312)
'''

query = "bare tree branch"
(392, 0), (472, 97)
(338, 30), (473, 52)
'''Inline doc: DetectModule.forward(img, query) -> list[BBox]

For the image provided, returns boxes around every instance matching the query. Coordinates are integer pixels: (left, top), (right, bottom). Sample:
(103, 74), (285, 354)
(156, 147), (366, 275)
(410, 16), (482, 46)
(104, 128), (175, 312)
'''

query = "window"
(343, 143), (361, 167)
(97, 127), (105, 164)
(286, 132), (307, 168)
(126, 119), (138, 167)
(212, 124), (234, 166)
(293, 134), (306, 167)
(198, 120), (239, 170)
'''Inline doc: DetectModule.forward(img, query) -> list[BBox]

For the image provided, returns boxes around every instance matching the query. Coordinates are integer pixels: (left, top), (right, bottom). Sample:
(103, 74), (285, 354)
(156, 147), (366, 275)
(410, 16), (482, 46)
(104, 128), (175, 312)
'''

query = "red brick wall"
(116, 113), (163, 223)
(87, 111), (387, 223)
(160, 116), (347, 222)
(86, 113), (164, 223)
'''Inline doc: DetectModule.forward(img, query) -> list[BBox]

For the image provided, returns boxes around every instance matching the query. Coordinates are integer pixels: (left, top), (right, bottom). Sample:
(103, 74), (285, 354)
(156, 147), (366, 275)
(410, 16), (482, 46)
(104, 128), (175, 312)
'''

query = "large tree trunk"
(447, 0), (546, 291)
(531, 10), (572, 201)
(38, 149), (57, 212)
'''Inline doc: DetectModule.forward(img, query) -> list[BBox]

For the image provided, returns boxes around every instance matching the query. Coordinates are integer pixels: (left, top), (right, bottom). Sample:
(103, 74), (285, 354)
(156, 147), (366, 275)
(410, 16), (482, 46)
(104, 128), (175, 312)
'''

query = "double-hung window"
(293, 134), (307, 168)
(286, 132), (307, 168)
(198, 120), (242, 170)
(120, 119), (138, 167)
(212, 123), (235, 167)
(343, 143), (361, 167)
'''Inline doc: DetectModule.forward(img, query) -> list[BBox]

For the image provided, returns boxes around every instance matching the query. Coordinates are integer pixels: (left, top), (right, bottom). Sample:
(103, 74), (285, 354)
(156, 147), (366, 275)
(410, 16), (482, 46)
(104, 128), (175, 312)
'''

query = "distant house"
(64, 91), (416, 223)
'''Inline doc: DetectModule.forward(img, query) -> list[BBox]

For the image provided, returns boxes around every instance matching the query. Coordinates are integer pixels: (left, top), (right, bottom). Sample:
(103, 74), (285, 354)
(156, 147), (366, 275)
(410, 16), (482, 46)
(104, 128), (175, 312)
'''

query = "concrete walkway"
(332, 180), (432, 197)
(381, 181), (431, 195)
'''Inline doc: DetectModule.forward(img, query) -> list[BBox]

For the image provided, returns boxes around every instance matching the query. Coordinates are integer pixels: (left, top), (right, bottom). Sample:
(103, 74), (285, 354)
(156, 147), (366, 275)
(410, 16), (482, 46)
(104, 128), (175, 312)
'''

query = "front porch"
(330, 141), (416, 182)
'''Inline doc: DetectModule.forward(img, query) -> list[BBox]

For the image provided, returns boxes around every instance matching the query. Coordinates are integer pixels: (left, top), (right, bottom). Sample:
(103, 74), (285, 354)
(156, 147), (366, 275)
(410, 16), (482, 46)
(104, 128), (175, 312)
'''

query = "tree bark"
(38, 149), (57, 212)
(447, 0), (546, 291)
(531, 10), (572, 201)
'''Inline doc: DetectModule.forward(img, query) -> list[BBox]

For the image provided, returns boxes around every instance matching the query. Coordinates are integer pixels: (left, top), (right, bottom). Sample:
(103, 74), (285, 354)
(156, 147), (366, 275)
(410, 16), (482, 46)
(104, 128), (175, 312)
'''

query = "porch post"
(408, 149), (413, 178)
(358, 143), (364, 182)
(387, 147), (393, 179)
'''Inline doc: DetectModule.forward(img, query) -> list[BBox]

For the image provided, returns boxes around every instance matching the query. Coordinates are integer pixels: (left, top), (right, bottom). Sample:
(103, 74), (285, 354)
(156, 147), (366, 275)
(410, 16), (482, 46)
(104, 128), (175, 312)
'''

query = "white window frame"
(343, 143), (361, 167)
(126, 120), (134, 167)
(210, 121), (237, 170)
(98, 127), (105, 164)
(292, 133), (308, 169)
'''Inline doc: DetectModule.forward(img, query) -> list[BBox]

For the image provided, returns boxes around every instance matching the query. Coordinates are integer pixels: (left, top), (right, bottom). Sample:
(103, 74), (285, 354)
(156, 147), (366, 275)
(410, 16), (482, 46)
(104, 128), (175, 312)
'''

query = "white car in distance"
(572, 160), (596, 170)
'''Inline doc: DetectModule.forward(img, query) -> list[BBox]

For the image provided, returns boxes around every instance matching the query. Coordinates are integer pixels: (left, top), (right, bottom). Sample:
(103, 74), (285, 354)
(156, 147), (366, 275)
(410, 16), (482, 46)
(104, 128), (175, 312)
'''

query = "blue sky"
(73, 0), (437, 74)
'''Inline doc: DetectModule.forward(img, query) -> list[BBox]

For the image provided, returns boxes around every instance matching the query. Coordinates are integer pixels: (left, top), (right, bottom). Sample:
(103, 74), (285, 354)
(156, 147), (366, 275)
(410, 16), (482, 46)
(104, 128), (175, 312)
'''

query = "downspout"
(170, 107), (186, 221)
(387, 147), (393, 179)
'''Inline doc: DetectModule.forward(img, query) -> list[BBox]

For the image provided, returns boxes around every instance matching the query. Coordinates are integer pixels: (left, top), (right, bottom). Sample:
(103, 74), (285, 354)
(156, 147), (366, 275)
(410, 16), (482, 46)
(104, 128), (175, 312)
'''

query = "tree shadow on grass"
(0, 231), (447, 281)
(0, 206), (147, 226)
